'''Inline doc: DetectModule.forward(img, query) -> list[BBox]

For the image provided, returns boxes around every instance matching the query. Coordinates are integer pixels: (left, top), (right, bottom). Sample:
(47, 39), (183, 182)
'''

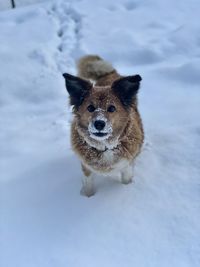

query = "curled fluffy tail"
(77, 55), (115, 81)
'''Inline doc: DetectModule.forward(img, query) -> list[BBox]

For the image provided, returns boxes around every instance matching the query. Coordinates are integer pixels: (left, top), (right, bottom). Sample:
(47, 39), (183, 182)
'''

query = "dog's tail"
(77, 55), (115, 81)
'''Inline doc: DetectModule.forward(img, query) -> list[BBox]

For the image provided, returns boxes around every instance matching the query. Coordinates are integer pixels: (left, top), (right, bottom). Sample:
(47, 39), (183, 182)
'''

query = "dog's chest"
(88, 148), (127, 174)
(98, 149), (119, 169)
(102, 149), (115, 163)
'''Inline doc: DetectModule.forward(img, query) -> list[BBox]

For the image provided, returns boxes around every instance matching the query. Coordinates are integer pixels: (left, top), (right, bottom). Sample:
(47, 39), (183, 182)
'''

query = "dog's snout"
(94, 120), (105, 131)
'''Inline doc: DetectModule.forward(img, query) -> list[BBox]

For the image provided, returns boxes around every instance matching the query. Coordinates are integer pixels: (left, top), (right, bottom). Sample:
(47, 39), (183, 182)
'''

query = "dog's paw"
(121, 176), (133, 185)
(80, 187), (96, 197)
(121, 166), (134, 185)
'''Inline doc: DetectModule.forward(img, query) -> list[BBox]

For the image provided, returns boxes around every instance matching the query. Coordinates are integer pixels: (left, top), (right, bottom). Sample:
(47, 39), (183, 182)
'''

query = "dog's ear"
(112, 75), (142, 107)
(63, 73), (92, 107)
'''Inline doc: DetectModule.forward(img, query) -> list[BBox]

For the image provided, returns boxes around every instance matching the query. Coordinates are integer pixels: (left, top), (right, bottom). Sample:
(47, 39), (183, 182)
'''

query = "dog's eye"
(107, 105), (116, 112)
(87, 105), (95, 112)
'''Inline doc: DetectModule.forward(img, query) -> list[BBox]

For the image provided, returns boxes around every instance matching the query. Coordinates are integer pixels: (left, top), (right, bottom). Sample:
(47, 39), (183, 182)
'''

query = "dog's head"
(63, 73), (142, 148)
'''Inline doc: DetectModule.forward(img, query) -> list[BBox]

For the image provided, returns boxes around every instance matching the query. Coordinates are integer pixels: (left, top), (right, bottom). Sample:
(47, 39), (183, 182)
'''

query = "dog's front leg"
(120, 164), (133, 184)
(81, 164), (96, 197)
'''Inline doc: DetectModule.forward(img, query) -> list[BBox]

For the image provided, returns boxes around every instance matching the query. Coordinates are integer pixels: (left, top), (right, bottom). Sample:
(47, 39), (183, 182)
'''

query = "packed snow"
(0, 0), (200, 266)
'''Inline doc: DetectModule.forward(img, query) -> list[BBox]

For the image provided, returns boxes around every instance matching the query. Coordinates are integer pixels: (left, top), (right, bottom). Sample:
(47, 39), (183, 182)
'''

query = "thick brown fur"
(63, 55), (144, 196)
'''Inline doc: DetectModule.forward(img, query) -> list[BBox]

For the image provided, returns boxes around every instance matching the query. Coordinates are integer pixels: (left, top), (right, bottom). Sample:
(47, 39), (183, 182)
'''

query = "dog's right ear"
(63, 73), (92, 107)
(112, 75), (142, 107)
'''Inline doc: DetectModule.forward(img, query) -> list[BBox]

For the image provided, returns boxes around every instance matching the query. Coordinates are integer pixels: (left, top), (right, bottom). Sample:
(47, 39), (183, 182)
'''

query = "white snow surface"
(0, 0), (200, 266)
(0, 0), (47, 11)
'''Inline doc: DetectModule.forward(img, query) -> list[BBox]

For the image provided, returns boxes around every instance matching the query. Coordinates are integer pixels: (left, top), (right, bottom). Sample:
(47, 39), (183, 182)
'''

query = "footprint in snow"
(124, 1), (140, 11)
(57, 28), (63, 37)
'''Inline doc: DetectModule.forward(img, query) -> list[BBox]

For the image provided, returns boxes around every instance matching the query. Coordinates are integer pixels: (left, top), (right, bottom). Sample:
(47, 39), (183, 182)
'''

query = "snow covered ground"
(0, 0), (47, 11)
(0, 0), (200, 266)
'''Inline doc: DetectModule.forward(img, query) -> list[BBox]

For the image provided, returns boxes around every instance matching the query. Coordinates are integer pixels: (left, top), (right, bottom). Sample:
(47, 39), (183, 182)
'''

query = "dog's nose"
(94, 120), (105, 131)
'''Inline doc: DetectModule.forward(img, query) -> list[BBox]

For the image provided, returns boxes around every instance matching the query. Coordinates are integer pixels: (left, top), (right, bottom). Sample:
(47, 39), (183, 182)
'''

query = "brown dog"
(63, 55), (144, 197)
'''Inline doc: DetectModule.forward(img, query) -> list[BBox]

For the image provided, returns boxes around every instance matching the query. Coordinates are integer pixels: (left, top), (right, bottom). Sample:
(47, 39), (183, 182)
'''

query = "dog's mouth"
(89, 131), (110, 140)
(93, 132), (108, 137)
(88, 121), (112, 141)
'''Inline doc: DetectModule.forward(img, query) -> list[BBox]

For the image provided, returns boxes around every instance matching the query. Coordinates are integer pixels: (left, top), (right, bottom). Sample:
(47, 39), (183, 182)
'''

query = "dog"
(63, 55), (144, 197)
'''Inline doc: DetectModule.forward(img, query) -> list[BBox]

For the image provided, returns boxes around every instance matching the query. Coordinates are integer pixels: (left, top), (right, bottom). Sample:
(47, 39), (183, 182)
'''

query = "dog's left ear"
(112, 75), (142, 107)
(63, 73), (92, 107)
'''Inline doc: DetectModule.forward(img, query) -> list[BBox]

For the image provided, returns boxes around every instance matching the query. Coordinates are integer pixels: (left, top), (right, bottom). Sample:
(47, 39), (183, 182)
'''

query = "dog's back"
(77, 55), (120, 86)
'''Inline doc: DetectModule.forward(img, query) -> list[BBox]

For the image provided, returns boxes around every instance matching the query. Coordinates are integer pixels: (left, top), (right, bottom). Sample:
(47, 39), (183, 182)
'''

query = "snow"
(0, 0), (200, 266)
(0, 0), (47, 11)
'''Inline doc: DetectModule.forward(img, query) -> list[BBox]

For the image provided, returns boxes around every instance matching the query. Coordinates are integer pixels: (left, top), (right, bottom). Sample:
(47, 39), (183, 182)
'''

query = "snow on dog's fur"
(63, 55), (144, 197)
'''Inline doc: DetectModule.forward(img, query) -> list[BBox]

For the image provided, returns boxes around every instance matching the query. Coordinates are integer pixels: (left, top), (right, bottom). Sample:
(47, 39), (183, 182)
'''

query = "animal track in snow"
(47, 2), (83, 73)
(123, 0), (140, 11)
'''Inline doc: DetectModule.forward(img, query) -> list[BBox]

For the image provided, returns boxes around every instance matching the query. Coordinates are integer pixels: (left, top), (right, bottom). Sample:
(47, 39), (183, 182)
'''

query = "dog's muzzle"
(89, 121), (112, 139)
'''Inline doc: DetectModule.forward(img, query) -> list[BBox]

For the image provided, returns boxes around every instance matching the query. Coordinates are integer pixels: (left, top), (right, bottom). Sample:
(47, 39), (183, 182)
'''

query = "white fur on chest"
(104, 155), (129, 176)
(89, 149), (129, 176)
(102, 149), (114, 163)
